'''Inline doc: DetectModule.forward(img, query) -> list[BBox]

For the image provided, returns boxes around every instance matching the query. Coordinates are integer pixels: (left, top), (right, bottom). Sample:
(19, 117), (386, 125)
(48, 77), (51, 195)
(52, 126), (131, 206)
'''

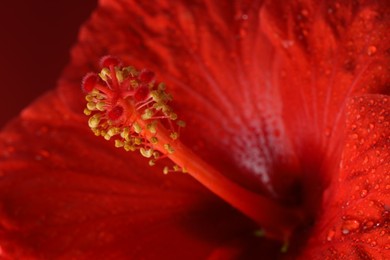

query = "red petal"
(261, 0), (390, 202)
(300, 95), (390, 259)
(59, 0), (297, 196)
(0, 92), (274, 258)
(60, 0), (390, 201)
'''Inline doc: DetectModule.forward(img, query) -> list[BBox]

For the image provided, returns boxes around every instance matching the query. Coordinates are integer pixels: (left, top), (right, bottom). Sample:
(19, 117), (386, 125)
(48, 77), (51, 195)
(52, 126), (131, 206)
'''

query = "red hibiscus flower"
(0, 0), (389, 259)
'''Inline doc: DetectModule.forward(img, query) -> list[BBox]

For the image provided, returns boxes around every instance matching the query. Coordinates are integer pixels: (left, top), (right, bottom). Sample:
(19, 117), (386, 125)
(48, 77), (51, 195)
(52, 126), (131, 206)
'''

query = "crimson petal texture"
(59, 0), (390, 202)
(300, 95), (390, 259)
(0, 92), (275, 259)
(60, 0), (293, 196)
(261, 0), (390, 208)
(0, 0), (389, 258)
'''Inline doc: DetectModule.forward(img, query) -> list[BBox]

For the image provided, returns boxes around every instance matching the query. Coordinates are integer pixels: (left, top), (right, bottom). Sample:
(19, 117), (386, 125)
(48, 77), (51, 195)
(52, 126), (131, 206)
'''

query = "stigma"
(82, 56), (185, 173)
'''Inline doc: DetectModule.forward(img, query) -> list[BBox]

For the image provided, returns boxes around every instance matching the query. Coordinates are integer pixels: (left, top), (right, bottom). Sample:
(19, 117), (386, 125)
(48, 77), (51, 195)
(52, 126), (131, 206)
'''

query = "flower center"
(82, 56), (304, 244)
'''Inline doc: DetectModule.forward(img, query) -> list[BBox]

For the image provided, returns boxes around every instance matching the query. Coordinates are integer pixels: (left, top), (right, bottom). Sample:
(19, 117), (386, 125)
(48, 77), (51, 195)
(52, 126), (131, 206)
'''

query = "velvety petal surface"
(60, 0), (389, 202)
(0, 0), (389, 258)
(300, 95), (390, 259)
(60, 0), (292, 196)
(261, 0), (390, 208)
(0, 91), (277, 258)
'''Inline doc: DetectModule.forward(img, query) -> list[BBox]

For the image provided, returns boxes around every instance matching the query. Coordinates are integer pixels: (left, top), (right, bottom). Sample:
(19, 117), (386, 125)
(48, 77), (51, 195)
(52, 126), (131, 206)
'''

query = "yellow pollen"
(83, 60), (186, 174)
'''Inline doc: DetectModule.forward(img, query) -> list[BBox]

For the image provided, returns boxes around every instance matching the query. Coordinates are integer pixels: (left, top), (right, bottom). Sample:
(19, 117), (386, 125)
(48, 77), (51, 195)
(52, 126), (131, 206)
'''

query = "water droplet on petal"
(367, 45), (377, 56)
(327, 229), (336, 241)
(341, 219), (360, 235)
(360, 189), (368, 198)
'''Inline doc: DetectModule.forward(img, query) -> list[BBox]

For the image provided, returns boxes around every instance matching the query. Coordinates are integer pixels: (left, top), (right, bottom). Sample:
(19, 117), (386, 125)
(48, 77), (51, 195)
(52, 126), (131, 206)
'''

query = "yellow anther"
(120, 127), (130, 140)
(170, 132), (179, 140)
(163, 166), (169, 175)
(133, 122), (142, 134)
(140, 148), (154, 158)
(96, 102), (106, 111)
(99, 130), (107, 137)
(142, 109), (153, 120)
(164, 143), (175, 154)
(116, 69), (124, 82)
(147, 121), (157, 134)
(107, 127), (119, 137)
(124, 144), (136, 152)
(121, 66), (135, 78)
(151, 91), (162, 103)
(87, 102), (96, 110)
(149, 160), (156, 166)
(85, 95), (94, 102)
(115, 140), (124, 148)
(169, 113), (178, 120)
(84, 108), (91, 116)
(88, 114), (101, 129)
(150, 136), (158, 144)
(92, 129), (100, 136)
(99, 67), (110, 81)
(134, 138), (142, 145)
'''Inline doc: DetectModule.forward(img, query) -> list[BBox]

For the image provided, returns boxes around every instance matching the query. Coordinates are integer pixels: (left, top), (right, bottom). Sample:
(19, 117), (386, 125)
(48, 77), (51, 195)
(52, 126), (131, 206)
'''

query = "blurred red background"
(0, 0), (97, 128)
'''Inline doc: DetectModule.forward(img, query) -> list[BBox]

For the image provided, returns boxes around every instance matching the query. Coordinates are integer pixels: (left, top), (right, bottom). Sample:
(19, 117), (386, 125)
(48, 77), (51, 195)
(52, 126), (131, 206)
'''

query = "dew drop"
(363, 221), (374, 230)
(341, 219), (360, 234)
(327, 229), (336, 241)
(360, 189), (368, 198)
(367, 46), (377, 56)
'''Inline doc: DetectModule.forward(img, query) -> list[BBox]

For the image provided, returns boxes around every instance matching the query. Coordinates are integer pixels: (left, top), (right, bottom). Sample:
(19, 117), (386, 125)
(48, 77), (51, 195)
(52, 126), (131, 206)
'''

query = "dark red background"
(0, 1), (97, 128)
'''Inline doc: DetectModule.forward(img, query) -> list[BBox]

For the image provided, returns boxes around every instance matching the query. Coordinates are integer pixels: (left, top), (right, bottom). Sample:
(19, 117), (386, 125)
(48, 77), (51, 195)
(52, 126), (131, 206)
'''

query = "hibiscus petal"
(57, 0), (390, 201)
(260, 0), (390, 211)
(262, 0), (390, 182)
(0, 91), (273, 258)
(56, 0), (300, 197)
(300, 95), (390, 259)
